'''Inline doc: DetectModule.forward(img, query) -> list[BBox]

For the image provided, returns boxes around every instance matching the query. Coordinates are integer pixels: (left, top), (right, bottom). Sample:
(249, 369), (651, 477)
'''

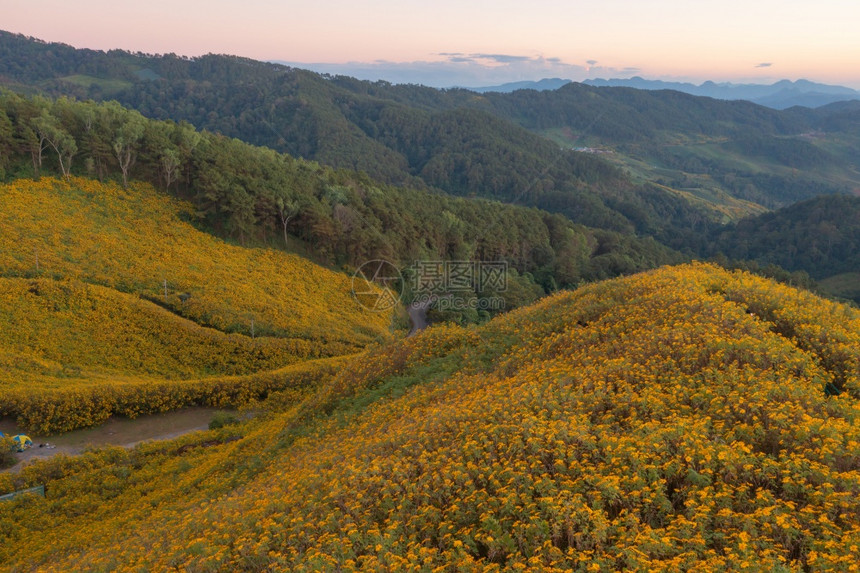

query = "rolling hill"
(0, 263), (857, 570)
(6, 30), (859, 231)
(0, 91), (685, 300)
(711, 194), (860, 280)
(0, 176), (392, 432)
(3, 32), (860, 287)
(0, 177), (389, 344)
(0, 277), (318, 385)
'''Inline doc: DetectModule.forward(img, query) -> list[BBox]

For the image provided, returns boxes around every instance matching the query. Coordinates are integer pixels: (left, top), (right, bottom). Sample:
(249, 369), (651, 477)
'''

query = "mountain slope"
(710, 193), (860, 300)
(0, 92), (685, 299)
(1, 263), (858, 570)
(468, 84), (859, 208)
(0, 277), (316, 385)
(0, 176), (392, 432)
(0, 177), (388, 344)
(6, 29), (846, 235)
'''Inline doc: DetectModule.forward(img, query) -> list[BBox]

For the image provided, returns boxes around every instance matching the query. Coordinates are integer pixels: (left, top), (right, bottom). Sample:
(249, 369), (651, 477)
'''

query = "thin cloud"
(469, 53), (533, 64)
(755, 62), (773, 68)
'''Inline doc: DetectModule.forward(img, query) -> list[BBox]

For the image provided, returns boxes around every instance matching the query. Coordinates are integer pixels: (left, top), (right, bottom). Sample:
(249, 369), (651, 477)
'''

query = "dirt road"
(1, 407), (221, 473)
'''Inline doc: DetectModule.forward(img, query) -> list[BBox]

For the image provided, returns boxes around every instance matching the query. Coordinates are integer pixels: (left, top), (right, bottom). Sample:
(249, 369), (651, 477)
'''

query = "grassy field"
(56, 74), (133, 94)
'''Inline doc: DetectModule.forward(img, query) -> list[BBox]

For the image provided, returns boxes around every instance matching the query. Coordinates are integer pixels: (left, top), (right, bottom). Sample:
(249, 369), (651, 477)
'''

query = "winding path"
(1, 407), (221, 473)
(3, 303), (433, 473)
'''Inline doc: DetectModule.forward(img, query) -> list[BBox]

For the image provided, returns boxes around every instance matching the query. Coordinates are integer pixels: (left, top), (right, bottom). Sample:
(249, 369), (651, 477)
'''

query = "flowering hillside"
(0, 277), (320, 385)
(0, 177), (391, 431)
(1, 264), (858, 570)
(0, 177), (390, 344)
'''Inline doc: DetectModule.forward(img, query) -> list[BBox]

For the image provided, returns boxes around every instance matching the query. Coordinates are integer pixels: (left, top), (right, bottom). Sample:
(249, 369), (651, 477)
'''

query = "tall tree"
(2, 94), (50, 179)
(160, 147), (181, 190)
(32, 110), (77, 179)
(113, 114), (145, 188)
(274, 194), (300, 248)
(100, 101), (146, 188)
(73, 100), (113, 179)
(142, 121), (182, 190)
(0, 109), (12, 177)
(175, 121), (201, 191)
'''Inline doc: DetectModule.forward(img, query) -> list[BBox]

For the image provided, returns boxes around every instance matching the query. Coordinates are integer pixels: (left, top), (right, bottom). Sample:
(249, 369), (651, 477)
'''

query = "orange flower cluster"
(0, 277), (337, 384)
(0, 264), (857, 571)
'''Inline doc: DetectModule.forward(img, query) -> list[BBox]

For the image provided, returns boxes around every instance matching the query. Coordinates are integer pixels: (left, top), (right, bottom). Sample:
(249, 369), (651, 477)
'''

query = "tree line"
(0, 31), (738, 243)
(0, 91), (683, 318)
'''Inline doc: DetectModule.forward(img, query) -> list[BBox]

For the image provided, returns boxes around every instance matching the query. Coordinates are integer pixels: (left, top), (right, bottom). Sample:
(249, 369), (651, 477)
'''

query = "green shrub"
(208, 411), (240, 430)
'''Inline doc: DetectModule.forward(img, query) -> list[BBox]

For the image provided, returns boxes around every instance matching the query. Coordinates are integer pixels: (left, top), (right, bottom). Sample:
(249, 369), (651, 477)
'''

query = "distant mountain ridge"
(584, 77), (860, 109)
(468, 78), (571, 93)
(471, 76), (860, 109)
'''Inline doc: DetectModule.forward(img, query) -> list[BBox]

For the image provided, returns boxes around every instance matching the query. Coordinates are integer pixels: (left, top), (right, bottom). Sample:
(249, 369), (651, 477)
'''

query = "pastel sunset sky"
(4, 0), (859, 88)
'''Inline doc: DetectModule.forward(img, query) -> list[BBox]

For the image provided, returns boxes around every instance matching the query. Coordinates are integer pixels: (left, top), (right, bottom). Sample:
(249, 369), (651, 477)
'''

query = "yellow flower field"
(0, 177), (391, 344)
(0, 263), (857, 570)
(0, 277), (330, 385)
(0, 177), (392, 431)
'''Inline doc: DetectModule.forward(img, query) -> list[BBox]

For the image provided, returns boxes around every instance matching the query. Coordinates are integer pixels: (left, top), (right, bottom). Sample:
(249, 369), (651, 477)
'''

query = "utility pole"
(163, 278), (168, 302)
(251, 318), (255, 339)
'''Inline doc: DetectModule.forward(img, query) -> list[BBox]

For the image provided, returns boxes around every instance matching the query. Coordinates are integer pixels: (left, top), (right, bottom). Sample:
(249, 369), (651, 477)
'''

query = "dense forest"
(0, 91), (684, 321)
(710, 194), (860, 280)
(5, 30), (858, 246)
(110, 67), (714, 242)
(1, 31), (858, 303)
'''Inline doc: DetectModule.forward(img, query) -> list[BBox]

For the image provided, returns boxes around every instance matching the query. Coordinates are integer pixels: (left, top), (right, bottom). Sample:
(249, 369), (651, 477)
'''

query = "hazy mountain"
(584, 77), (860, 109)
(469, 78), (571, 93)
